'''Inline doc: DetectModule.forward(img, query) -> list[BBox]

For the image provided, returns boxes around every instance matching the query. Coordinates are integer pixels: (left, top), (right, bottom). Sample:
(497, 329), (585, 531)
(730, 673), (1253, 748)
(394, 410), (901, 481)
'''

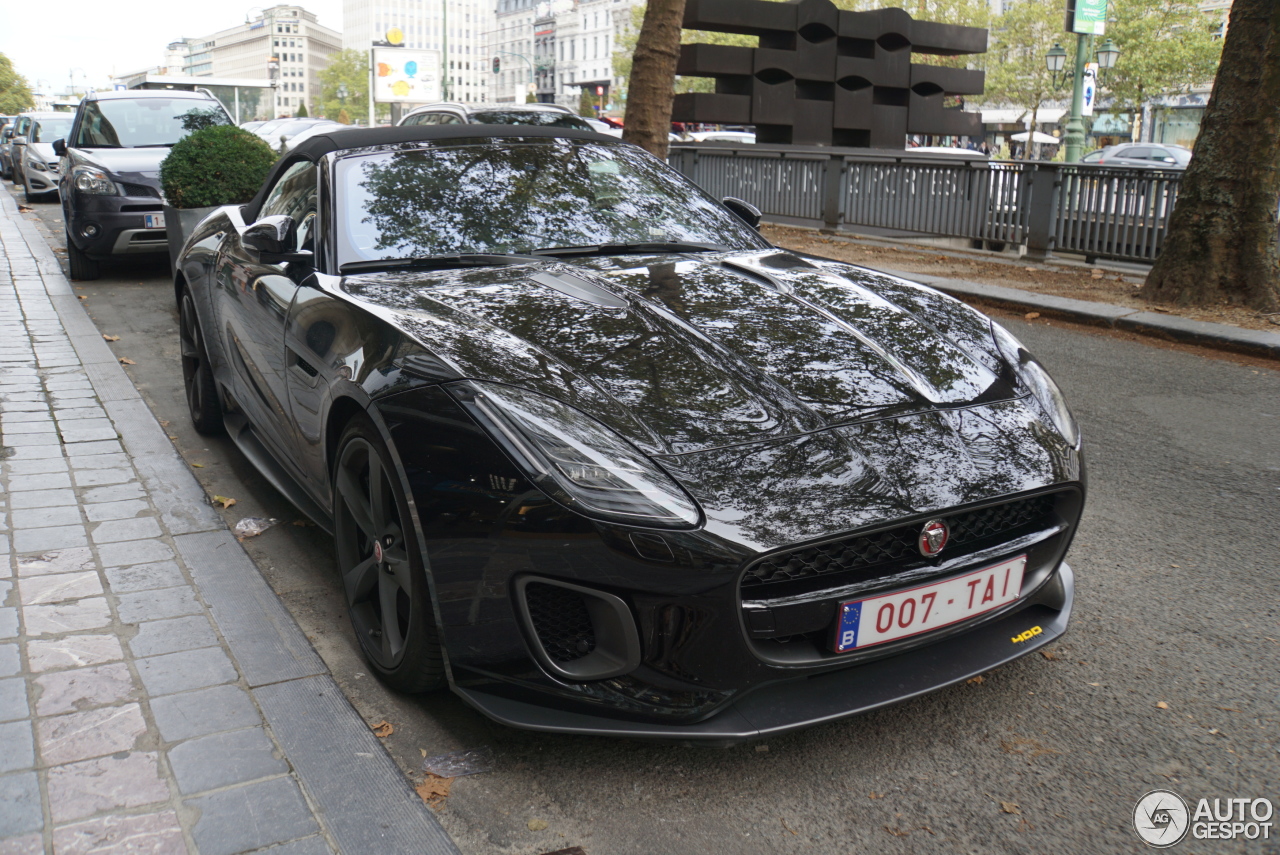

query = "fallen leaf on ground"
(18, 205), (33, 213)
(1024, 312), (1041, 320)
(168, 435), (177, 440)
(119, 357), (135, 365)
(528, 819), (549, 831)
(191, 463), (204, 468)
(102, 334), (120, 341)
(1024, 266), (1036, 272)
(291, 519), (314, 527)
(78, 295), (88, 300)
(159, 420), (170, 427)
(1000, 736), (1061, 757)
(1088, 682), (1101, 686)
(1091, 269), (1104, 279)
(967, 675), (985, 685)
(415, 774), (453, 808)
(869, 792), (883, 799)
(884, 826), (909, 837)
(1001, 802), (1021, 815)
(371, 720), (393, 738)
(1040, 649), (1059, 661)
(780, 818), (799, 836)
(211, 494), (235, 508)
(1156, 701), (1169, 709)
(919, 825), (936, 835)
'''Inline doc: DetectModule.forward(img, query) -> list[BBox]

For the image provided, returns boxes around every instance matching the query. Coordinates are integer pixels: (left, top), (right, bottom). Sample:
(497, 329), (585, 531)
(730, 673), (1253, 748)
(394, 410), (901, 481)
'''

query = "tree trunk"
(621, 0), (688, 159)
(1141, 0), (1280, 312)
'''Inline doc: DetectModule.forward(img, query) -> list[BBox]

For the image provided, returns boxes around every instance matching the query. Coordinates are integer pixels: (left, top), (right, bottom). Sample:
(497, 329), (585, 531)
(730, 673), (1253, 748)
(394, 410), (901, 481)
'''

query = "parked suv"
(397, 101), (594, 131)
(55, 89), (233, 280)
(10, 112), (75, 202)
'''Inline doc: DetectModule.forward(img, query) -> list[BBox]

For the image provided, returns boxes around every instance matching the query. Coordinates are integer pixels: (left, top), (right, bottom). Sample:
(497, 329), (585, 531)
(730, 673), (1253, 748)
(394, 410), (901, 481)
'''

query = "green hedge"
(160, 125), (278, 209)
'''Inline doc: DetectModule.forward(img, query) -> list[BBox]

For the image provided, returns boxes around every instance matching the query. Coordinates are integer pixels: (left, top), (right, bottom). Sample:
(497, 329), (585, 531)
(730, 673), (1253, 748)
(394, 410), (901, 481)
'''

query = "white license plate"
(144, 213), (166, 229)
(834, 555), (1027, 652)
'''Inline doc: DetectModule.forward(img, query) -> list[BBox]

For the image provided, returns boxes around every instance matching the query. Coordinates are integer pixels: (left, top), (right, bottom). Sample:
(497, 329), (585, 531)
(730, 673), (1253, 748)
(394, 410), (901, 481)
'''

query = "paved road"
(15, 188), (1280, 855)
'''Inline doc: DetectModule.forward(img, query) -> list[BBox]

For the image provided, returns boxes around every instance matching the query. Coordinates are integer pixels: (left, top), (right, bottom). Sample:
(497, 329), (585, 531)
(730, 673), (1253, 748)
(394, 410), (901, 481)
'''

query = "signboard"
(373, 48), (442, 103)
(1070, 0), (1107, 35)
(1081, 63), (1097, 116)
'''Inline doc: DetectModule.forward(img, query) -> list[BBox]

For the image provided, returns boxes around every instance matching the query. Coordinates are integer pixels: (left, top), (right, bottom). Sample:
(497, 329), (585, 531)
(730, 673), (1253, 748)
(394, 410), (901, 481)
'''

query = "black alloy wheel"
(333, 416), (444, 694)
(179, 289), (224, 435)
(65, 231), (99, 281)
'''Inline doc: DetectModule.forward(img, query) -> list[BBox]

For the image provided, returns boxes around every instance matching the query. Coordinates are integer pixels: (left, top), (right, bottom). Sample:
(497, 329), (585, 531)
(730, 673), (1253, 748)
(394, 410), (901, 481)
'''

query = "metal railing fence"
(669, 143), (1184, 264)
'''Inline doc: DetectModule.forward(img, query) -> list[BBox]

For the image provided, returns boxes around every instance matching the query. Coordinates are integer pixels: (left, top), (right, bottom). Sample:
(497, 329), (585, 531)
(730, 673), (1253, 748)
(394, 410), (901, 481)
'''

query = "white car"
(689, 131), (756, 144)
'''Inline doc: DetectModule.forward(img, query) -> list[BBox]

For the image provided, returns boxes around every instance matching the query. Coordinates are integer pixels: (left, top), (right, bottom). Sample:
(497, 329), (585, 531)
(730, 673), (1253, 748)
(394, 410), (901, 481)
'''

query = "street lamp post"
(1046, 37), (1120, 163)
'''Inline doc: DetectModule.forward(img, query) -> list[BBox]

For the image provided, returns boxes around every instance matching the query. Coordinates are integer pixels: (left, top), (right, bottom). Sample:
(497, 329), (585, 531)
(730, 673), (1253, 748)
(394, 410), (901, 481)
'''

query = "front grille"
(119, 182), (159, 198)
(743, 494), (1057, 588)
(525, 582), (596, 663)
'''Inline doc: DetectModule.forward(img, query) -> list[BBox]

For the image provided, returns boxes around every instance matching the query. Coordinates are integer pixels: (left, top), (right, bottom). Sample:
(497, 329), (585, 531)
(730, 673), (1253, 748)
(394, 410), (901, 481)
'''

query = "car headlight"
(27, 159), (46, 172)
(72, 165), (118, 195)
(449, 382), (701, 529)
(991, 321), (1080, 448)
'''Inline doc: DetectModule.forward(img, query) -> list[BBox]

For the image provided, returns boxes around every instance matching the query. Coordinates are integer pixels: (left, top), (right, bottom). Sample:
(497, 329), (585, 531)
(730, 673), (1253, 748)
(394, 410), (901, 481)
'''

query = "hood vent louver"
(528, 271), (629, 310)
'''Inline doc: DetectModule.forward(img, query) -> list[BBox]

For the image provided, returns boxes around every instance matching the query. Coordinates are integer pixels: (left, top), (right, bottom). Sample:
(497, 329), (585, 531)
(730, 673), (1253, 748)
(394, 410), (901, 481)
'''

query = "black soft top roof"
(244, 124), (622, 221)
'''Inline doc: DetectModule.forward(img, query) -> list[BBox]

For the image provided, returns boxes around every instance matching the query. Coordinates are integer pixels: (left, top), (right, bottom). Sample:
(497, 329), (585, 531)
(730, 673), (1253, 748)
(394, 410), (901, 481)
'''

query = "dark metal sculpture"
(673, 0), (987, 147)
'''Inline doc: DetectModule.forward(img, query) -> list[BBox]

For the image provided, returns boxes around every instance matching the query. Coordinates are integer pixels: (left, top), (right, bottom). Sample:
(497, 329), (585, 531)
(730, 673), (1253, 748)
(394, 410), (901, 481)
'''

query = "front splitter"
(453, 563), (1074, 745)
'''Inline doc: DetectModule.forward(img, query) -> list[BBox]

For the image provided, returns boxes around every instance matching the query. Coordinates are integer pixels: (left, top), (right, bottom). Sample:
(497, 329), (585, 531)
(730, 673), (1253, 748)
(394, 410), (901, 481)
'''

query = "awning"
(980, 109), (1025, 124)
(1029, 108), (1066, 124)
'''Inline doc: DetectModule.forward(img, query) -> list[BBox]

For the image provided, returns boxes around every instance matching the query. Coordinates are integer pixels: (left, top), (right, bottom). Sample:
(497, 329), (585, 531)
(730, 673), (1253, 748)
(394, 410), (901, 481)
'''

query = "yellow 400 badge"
(1011, 626), (1043, 644)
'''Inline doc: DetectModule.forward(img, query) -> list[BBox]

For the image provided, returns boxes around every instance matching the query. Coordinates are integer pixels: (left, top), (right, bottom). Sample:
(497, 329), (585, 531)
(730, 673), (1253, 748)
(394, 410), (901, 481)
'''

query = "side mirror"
(242, 214), (312, 265)
(52, 138), (67, 157)
(723, 196), (762, 230)
(2, 128), (12, 140)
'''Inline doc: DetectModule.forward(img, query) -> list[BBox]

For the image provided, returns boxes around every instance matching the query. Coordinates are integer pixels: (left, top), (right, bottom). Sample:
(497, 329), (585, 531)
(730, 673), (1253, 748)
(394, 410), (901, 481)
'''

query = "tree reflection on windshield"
(336, 139), (768, 264)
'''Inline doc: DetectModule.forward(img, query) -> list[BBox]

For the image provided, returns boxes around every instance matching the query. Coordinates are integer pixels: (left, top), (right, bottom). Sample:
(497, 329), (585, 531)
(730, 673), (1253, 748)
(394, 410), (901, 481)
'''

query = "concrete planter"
(165, 205), (219, 278)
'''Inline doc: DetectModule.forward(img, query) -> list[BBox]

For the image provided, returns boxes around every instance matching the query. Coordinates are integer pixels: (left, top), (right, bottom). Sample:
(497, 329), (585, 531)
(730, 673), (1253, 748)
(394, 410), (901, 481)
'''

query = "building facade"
(344, 0), (493, 104)
(208, 6), (341, 118)
(486, 0), (641, 111)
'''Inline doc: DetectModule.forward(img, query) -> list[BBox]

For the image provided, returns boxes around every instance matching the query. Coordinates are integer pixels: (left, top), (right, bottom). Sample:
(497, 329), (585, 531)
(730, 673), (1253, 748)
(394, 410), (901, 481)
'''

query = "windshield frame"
(327, 137), (771, 272)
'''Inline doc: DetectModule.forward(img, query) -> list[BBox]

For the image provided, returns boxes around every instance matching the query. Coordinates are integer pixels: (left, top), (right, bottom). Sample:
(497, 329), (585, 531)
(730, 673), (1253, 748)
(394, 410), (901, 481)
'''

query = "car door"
(214, 159), (318, 462)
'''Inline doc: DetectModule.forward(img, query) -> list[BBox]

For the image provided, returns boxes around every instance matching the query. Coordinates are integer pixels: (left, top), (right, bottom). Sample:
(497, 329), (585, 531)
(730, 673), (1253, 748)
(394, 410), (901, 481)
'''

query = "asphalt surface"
(13, 186), (1280, 855)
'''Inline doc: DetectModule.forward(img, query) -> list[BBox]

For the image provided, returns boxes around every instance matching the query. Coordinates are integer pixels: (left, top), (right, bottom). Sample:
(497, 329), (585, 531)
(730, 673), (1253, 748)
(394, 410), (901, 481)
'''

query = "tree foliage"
(160, 125), (278, 209)
(0, 53), (35, 115)
(977, 0), (1065, 134)
(296, 101), (309, 118)
(1103, 0), (1223, 115)
(1141, 0), (1279, 312)
(319, 49), (370, 123)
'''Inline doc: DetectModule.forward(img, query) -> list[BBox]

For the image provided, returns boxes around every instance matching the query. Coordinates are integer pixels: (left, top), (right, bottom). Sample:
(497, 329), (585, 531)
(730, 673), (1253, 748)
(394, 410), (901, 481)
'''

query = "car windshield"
(469, 110), (593, 131)
(31, 118), (74, 142)
(73, 99), (229, 148)
(335, 139), (769, 266)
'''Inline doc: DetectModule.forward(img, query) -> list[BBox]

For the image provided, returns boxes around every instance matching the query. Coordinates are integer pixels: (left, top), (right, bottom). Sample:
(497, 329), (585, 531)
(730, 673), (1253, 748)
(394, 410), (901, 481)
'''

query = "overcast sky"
(1, 0), (345, 95)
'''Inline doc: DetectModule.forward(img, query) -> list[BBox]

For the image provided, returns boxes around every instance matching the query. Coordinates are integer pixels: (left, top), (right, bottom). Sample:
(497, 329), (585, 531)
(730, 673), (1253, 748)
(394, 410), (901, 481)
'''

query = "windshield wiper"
(531, 241), (729, 258)
(133, 143), (177, 148)
(339, 253), (542, 275)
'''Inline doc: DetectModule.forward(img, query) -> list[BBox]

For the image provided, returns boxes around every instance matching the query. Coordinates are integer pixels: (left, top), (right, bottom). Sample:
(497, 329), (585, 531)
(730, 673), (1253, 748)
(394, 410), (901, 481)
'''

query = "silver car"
(13, 112), (75, 201)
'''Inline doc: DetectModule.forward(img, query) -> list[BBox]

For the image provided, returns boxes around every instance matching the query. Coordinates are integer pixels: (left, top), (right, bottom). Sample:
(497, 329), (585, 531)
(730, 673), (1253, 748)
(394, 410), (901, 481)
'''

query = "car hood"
(341, 250), (1015, 455)
(25, 142), (58, 163)
(69, 147), (167, 187)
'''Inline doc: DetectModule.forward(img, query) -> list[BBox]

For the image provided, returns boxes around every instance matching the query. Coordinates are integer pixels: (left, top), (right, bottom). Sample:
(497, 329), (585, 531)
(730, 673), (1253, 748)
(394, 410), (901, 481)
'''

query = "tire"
(178, 289), (224, 435)
(22, 174), (36, 204)
(65, 232), (100, 281)
(333, 416), (444, 694)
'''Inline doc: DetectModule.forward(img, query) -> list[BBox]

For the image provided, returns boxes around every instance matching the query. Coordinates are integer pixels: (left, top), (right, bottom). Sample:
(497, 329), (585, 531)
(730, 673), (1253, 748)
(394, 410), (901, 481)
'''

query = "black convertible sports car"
(175, 124), (1083, 742)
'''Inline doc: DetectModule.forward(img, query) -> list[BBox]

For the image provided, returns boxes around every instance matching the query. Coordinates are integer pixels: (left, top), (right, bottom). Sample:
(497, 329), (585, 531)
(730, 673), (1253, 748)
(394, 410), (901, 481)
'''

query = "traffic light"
(492, 56), (501, 74)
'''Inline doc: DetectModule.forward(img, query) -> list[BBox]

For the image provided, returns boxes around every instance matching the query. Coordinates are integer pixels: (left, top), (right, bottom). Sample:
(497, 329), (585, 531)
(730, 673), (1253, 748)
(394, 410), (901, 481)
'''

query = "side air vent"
(515, 576), (642, 680)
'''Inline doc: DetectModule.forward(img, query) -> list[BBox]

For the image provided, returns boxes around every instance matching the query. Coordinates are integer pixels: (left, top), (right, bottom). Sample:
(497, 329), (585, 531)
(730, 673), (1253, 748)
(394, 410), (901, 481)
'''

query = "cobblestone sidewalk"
(0, 198), (460, 855)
